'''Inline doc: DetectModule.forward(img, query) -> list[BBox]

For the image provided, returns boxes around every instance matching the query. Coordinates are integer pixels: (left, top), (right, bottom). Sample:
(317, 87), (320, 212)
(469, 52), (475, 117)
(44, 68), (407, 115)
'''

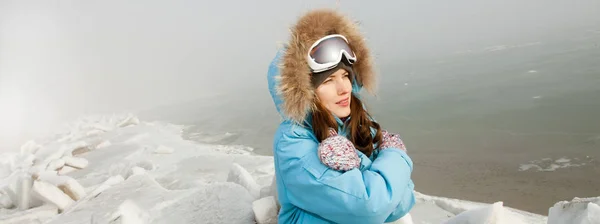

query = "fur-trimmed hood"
(268, 9), (376, 124)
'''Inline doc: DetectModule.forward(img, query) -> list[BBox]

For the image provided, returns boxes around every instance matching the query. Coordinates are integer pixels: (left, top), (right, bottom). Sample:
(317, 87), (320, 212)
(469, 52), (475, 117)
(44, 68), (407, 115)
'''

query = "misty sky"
(1, 0), (599, 151)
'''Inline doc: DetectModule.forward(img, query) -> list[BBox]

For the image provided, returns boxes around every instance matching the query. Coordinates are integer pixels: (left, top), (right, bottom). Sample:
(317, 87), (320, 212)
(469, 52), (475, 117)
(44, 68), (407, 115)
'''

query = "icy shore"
(0, 114), (597, 224)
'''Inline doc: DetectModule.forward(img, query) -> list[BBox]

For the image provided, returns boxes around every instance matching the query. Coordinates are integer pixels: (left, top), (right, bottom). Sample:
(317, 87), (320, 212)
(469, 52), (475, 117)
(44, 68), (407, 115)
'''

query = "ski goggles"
(306, 34), (357, 73)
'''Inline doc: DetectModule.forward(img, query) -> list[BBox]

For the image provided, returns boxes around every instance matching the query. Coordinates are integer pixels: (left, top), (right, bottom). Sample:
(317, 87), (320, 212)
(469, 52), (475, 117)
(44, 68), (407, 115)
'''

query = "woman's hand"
(317, 128), (361, 171)
(380, 130), (407, 152)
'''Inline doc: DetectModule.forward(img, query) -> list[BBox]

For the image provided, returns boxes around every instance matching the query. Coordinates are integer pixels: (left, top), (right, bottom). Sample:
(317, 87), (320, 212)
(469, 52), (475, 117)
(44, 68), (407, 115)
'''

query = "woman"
(267, 9), (415, 224)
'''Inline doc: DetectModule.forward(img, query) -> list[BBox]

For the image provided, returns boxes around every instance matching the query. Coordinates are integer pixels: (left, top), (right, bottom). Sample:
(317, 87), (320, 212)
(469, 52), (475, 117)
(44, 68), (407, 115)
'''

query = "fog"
(1, 0), (599, 151)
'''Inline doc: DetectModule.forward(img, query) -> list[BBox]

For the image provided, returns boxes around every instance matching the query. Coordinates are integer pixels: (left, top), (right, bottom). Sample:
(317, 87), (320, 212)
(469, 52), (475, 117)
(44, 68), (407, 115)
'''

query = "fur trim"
(277, 9), (376, 124)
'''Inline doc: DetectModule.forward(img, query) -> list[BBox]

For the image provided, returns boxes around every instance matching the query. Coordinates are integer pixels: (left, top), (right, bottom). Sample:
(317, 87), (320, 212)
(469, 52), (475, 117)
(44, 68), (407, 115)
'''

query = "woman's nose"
(336, 79), (351, 95)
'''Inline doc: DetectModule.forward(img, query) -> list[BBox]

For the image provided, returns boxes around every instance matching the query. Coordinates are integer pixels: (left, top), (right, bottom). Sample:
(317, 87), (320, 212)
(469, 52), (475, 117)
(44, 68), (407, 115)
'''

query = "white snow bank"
(548, 197), (600, 224)
(415, 192), (547, 224)
(0, 113), (597, 224)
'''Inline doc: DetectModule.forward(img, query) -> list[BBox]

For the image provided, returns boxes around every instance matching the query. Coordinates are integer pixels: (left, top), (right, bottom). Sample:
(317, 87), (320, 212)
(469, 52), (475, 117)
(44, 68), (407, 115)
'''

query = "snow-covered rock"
(63, 156), (88, 169)
(252, 196), (278, 224)
(548, 197), (600, 224)
(31, 180), (75, 212)
(227, 163), (261, 199)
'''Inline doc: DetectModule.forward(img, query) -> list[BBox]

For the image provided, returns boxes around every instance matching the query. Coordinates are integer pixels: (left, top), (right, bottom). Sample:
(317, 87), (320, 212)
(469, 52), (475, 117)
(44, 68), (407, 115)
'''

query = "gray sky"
(1, 0), (599, 151)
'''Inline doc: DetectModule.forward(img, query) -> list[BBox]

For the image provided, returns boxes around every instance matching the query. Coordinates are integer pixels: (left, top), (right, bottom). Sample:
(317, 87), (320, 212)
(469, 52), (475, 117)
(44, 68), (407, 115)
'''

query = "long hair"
(312, 94), (383, 157)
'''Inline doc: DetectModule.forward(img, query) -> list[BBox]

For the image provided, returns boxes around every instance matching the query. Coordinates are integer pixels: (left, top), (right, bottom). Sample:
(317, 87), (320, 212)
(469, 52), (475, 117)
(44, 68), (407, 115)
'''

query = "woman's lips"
(336, 97), (350, 107)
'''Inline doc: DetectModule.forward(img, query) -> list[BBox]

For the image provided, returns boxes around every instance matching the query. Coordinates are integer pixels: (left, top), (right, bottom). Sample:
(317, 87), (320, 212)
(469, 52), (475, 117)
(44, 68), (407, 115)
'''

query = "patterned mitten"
(318, 128), (361, 171)
(380, 130), (407, 152)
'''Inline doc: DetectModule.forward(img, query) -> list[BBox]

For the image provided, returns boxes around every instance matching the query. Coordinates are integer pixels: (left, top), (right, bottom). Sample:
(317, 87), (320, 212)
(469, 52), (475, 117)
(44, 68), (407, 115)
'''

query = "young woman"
(267, 9), (415, 224)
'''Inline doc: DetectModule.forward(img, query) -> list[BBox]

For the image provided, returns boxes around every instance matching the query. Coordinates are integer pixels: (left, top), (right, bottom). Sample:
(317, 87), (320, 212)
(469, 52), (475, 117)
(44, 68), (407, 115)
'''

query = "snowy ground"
(0, 114), (598, 224)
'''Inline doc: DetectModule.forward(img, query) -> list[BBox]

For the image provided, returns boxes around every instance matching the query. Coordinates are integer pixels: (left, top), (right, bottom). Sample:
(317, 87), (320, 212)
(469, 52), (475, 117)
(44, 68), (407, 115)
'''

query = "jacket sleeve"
(275, 131), (415, 224)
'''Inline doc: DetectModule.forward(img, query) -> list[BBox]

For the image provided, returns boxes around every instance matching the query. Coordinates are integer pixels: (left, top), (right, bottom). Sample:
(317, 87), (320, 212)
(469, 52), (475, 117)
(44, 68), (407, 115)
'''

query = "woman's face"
(315, 68), (352, 119)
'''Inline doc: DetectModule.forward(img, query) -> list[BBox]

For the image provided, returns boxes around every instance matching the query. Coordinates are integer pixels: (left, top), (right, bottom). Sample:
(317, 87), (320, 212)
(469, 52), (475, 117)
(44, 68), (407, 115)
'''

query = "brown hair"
(312, 94), (383, 157)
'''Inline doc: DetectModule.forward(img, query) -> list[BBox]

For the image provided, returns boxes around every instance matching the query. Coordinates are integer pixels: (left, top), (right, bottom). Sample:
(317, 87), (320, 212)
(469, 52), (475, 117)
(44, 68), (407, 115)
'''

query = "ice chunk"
(32, 180), (75, 212)
(0, 193), (14, 208)
(135, 160), (155, 171)
(63, 156), (89, 169)
(20, 140), (41, 155)
(118, 115), (140, 127)
(0, 204), (58, 224)
(88, 175), (125, 198)
(46, 158), (65, 171)
(443, 201), (510, 224)
(62, 141), (90, 157)
(548, 197), (600, 224)
(252, 196), (278, 224)
(57, 166), (79, 175)
(96, 140), (112, 149)
(59, 178), (87, 201)
(17, 174), (33, 210)
(34, 145), (65, 168)
(227, 163), (261, 199)
(118, 199), (150, 224)
(86, 129), (104, 137)
(260, 176), (278, 201)
(154, 145), (174, 154)
(130, 166), (146, 176)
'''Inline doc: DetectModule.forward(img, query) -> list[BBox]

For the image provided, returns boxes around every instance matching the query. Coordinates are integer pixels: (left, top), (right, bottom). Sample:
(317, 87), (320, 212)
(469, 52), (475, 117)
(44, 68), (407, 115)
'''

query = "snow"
(46, 159), (65, 171)
(0, 113), (597, 223)
(0, 193), (13, 209)
(0, 204), (58, 224)
(227, 163), (262, 199)
(31, 180), (75, 212)
(153, 145), (174, 154)
(252, 196), (278, 224)
(117, 200), (151, 224)
(548, 197), (600, 224)
(62, 156), (88, 169)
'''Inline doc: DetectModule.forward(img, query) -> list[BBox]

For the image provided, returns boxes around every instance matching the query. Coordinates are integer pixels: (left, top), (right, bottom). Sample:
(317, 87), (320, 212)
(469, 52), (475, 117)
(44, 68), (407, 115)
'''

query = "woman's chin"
(333, 109), (351, 119)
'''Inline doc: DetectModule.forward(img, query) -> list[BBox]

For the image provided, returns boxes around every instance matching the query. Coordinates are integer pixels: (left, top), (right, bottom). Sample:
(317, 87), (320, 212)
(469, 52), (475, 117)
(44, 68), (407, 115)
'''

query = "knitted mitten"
(380, 130), (407, 152)
(317, 128), (361, 171)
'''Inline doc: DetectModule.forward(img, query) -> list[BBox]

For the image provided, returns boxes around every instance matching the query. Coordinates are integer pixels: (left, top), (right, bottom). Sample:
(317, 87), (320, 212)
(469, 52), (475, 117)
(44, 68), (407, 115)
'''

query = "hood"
(268, 9), (376, 124)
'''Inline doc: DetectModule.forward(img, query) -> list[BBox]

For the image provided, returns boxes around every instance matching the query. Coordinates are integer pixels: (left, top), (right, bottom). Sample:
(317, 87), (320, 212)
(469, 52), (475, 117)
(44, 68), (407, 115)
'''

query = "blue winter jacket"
(268, 49), (416, 224)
